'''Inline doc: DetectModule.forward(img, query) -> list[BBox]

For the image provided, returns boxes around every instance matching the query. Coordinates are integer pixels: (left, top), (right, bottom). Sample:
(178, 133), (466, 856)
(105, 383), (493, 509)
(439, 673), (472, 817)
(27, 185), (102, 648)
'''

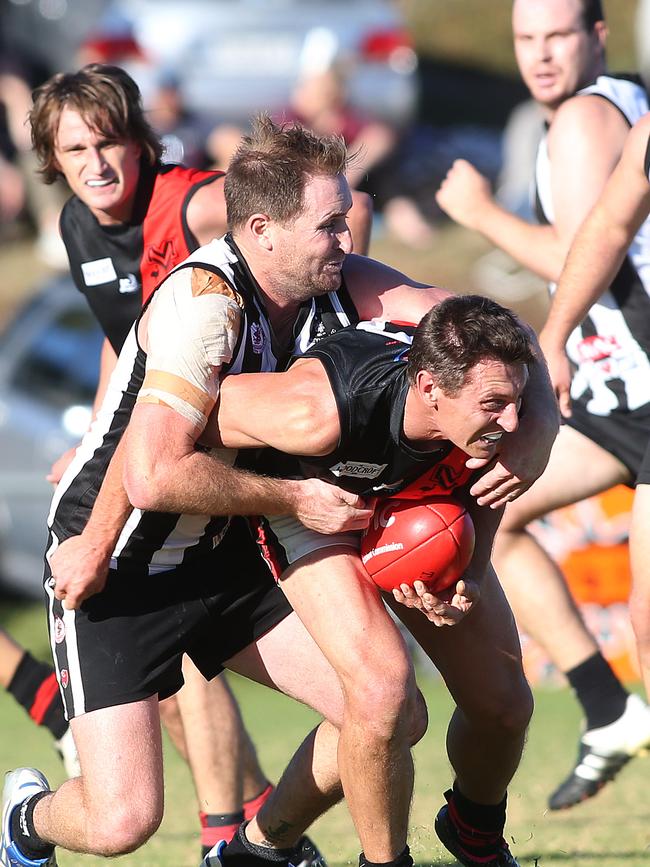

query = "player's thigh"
(280, 545), (414, 688)
(71, 696), (164, 812)
(392, 567), (529, 718)
(501, 423), (630, 530)
(225, 610), (345, 726)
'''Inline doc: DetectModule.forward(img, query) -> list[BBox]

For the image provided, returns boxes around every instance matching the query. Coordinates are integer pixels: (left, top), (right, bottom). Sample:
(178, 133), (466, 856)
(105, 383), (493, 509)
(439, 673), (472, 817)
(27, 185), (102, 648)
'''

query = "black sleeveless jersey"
(257, 322), (475, 498)
(60, 161), (223, 353)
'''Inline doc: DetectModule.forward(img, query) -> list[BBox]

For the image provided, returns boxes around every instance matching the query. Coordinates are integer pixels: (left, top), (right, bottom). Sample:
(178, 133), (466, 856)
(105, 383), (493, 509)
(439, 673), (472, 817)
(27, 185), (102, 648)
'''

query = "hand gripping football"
(361, 495), (475, 593)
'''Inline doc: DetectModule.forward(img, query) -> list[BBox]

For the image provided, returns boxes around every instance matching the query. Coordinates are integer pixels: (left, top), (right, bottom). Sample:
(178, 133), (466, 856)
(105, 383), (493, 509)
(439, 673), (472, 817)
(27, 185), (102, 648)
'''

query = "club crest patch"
(53, 616), (65, 644)
(250, 322), (265, 354)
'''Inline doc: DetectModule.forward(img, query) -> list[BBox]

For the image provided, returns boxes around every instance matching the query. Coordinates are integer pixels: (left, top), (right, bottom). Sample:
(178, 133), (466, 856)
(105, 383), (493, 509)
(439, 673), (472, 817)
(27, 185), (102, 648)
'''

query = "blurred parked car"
(0, 277), (102, 598)
(104, 0), (419, 126)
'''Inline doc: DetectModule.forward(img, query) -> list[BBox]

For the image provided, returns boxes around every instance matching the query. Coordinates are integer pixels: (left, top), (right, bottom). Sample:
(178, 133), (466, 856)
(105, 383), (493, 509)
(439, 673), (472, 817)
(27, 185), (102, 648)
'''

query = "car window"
(10, 306), (103, 411)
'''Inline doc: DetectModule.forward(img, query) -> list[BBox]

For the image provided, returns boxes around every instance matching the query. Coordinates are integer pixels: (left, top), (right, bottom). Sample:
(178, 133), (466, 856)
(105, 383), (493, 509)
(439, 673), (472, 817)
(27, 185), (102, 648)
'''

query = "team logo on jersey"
(250, 322), (266, 354)
(147, 239), (178, 271)
(330, 460), (388, 479)
(53, 616), (65, 644)
(312, 319), (339, 345)
(395, 450), (473, 499)
(81, 257), (117, 286)
(118, 273), (139, 294)
(60, 669), (69, 689)
(576, 335), (619, 363)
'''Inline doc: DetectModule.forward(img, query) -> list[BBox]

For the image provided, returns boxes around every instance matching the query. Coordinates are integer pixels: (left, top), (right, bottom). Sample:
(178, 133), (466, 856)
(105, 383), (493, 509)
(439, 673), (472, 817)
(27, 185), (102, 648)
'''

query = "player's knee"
(461, 668), (533, 740)
(89, 800), (163, 856)
(482, 675), (533, 738)
(345, 655), (417, 742)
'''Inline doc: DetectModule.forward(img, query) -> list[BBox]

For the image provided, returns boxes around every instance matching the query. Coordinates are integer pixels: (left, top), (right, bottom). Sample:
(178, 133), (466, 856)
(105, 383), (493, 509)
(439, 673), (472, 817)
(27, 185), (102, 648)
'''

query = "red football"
(360, 496), (475, 594)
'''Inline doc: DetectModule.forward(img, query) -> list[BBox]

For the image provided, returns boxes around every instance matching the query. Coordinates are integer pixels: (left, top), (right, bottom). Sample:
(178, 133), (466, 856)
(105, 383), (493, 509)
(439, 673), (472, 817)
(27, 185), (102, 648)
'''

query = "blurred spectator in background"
(0, 53), (68, 268)
(0, 0), (115, 266)
(280, 66), (397, 189)
(436, 0), (650, 814)
(148, 70), (213, 169)
(207, 63), (436, 248)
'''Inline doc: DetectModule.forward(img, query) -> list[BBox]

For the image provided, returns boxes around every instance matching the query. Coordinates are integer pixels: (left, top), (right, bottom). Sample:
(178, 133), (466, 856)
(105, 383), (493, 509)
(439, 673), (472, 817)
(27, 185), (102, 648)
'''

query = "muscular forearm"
(82, 436), (134, 556)
(124, 436), (303, 517)
(473, 202), (566, 283)
(521, 331), (561, 435)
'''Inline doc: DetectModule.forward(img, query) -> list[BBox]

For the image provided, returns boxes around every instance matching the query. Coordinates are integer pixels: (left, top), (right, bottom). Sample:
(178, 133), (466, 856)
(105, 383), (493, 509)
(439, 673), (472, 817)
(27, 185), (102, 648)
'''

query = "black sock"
(7, 651), (67, 739)
(222, 821), (298, 863)
(451, 783), (506, 833)
(565, 651), (628, 729)
(10, 791), (55, 861)
(443, 785), (506, 859)
(359, 845), (413, 867)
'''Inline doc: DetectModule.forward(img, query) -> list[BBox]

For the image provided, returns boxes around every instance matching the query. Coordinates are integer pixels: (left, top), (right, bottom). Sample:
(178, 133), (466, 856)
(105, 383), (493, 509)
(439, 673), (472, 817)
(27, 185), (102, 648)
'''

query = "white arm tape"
(138, 267), (243, 428)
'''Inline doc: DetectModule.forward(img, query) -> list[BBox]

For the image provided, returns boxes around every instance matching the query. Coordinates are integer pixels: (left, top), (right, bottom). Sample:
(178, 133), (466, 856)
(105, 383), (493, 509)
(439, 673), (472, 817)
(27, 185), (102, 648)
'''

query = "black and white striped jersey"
(535, 74), (650, 417)
(47, 234), (359, 574)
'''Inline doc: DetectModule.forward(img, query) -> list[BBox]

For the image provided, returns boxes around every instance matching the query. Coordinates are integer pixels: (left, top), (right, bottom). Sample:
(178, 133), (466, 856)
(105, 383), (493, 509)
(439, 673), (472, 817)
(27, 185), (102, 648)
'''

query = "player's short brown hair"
(224, 114), (349, 231)
(408, 294), (536, 394)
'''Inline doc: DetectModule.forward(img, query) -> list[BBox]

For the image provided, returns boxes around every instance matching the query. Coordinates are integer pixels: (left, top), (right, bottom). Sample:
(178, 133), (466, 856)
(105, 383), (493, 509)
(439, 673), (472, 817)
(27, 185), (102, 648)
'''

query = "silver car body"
(0, 278), (102, 598)
(115, 0), (419, 125)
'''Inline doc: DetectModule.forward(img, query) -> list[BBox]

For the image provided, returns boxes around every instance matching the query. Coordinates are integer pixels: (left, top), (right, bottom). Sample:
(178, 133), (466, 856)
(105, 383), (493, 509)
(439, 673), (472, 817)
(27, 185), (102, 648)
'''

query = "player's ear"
(247, 213), (273, 250)
(415, 369), (439, 406)
(593, 20), (608, 53)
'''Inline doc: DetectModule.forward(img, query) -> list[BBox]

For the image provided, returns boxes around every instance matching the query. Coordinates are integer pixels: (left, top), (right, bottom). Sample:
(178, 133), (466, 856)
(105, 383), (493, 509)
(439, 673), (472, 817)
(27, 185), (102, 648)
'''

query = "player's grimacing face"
(53, 106), (142, 226)
(512, 0), (604, 114)
(272, 173), (353, 301)
(435, 360), (529, 460)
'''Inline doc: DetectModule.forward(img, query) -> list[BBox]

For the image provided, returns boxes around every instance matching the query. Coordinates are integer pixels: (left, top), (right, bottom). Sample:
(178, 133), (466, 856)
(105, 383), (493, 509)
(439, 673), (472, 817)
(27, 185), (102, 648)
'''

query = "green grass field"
(2, 596), (650, 867)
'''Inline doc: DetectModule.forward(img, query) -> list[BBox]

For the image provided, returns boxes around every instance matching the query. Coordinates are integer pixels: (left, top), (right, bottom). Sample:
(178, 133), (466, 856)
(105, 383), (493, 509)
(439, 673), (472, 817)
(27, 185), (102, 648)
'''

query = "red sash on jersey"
(392, 447), (473, 500)
(141, 166), (224, 303)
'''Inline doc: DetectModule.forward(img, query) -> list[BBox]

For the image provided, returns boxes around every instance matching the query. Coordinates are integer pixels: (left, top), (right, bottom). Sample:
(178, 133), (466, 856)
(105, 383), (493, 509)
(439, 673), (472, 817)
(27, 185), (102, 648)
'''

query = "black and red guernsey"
(60, 161), (224, 352)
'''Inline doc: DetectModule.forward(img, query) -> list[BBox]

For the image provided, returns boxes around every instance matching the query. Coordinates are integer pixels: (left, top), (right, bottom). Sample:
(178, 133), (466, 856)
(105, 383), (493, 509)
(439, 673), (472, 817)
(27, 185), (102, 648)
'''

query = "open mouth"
(86, 178), (117, 188)
(479, 432), (503, 445)
(534, 72), (558, 87)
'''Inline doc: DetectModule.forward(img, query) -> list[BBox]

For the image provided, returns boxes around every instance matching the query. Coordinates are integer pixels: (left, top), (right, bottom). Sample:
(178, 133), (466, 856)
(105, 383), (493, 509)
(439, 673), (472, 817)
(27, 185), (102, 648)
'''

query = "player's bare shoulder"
(343, 253), (450, 324)
(550, 90), (630, 152)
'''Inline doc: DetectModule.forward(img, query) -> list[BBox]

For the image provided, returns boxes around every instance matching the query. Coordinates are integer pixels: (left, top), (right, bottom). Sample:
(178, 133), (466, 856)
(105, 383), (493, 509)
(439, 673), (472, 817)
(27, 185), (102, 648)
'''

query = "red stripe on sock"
(243, 783), (274, 821)
(30, 672), (60, 726)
